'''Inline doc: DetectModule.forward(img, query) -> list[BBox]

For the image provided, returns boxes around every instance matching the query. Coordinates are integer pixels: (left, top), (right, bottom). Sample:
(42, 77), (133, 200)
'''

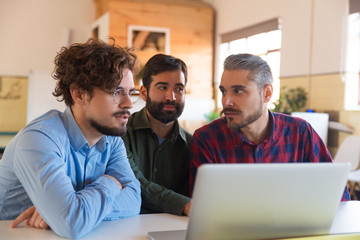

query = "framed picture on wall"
(127, 25), (170, 54)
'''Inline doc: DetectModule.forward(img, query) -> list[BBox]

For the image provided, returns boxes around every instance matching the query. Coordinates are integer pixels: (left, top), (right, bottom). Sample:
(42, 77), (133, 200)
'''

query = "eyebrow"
(154, 82), (169, 86)
(154, 82), (185, 87)
(116, 86), (135, 91)
(219, 85), (246, 90)
(175, 83), (185, 87)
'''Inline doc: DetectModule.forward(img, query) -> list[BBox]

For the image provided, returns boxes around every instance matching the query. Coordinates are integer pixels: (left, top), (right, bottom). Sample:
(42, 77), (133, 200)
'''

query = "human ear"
(263, 84), (273, 103)
(70, 87), (86, 105)
(140, 85), (148, 102)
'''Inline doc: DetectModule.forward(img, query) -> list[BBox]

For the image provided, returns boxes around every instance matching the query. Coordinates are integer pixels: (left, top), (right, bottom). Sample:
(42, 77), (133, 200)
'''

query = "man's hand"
(182, 201), (191, 216)
(10, 205), (49, 229)
(104, 174), (123, 189)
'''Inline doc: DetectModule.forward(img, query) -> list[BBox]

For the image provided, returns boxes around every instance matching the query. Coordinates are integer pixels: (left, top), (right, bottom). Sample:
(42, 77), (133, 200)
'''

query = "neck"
(146, 110), (175, 139)
(71, 106), (103, 148)
(239, 110), (270, 145)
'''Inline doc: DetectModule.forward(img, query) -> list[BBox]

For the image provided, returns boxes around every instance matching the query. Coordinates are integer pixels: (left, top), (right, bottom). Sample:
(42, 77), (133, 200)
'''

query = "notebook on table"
(148, 163), (350, 240)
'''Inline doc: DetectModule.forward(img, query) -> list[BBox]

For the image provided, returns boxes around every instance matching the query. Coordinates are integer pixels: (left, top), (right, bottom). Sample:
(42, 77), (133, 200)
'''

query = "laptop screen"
(185, 163), (350, 240)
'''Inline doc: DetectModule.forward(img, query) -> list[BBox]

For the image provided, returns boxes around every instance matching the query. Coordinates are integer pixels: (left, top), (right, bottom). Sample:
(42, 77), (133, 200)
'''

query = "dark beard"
(146, 97), (184, 124)
(89, 111), (130, 136)
(221, 101), (262, 129)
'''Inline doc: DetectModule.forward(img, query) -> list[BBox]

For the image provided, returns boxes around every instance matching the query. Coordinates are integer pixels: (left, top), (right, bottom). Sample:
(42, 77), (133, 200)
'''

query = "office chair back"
(333, 136), (360, 171)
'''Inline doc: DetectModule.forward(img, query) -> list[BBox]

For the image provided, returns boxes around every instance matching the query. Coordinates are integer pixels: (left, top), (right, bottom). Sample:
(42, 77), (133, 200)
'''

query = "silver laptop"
(148, 163), (350, 240)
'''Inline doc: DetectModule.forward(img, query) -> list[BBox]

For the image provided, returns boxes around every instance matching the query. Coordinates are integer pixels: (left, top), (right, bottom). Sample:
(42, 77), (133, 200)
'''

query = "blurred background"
(0, 0), (359, 158)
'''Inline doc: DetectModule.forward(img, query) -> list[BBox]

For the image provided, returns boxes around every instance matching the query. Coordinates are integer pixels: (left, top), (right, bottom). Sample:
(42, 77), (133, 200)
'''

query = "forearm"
(23, 174), (120, 239)
(13, 137), (122, 238)
(105, 180), (141, 219)
(161, 191), (191, 216)
(104, 148), (141, 219)
(131, 161), (190, 215)
(140, 182), (191, 215)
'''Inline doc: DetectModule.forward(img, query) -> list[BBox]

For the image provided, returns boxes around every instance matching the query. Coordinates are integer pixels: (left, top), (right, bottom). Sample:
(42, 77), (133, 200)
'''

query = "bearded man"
(189, 53), (350, 202)
(0, 39), (141, 238)
(122, 54), (192, 216)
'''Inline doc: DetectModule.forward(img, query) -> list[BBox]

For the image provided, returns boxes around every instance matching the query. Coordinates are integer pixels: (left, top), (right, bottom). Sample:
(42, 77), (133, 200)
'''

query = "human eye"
(129, 89), (140, 96)
(112, 90), (120, 96)
(233, 87), (244, 95)
(115, 88), (127, 96)
(157, 85), (167, 90)
(219, 88), (226, 96)
(175, 87), (184, 93)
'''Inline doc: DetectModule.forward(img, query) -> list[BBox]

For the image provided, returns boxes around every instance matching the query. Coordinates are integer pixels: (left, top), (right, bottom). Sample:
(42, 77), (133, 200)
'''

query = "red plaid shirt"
(190, 111), (350, 201)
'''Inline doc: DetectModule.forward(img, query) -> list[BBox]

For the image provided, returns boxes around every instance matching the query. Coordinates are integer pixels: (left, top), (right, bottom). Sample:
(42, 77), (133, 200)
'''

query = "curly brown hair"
(52, 38), (137, 106)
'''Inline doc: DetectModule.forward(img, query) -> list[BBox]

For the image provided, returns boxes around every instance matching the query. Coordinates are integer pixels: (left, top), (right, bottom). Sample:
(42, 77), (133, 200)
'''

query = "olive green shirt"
(122, 107), (192, 215)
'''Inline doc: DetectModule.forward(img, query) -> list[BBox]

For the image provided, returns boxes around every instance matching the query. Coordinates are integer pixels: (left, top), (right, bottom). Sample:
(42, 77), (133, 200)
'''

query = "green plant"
(273, 87), (307, 114)
(204, 111), (220, 123)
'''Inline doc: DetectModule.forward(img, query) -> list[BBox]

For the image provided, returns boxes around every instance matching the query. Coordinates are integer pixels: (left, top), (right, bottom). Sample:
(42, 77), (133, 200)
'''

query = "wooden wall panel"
(95, 0), (214, 99)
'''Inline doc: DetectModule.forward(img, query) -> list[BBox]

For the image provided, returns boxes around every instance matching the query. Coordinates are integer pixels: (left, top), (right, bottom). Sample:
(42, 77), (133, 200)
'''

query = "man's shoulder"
(194, 118), (228, 137)
(25, 110), (64, 132)
(272, 111), (308, 127)
(271, 111), (311, 136)
(21, 110), (69, 142)
(178, 123), (193, 143)
(8, 110), (68, 152)
(127, 108), (150, 131)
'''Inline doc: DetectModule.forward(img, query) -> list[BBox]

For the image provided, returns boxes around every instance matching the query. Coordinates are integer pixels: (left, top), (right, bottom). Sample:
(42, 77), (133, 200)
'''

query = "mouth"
(114, 112), (130, 123)
(162, 105), (176, 111)
(224, 111), (239, 118)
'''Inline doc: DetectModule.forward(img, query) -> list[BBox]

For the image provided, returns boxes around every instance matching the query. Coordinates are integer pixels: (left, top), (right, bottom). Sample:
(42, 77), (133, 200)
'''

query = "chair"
(333, 136), (360, 199)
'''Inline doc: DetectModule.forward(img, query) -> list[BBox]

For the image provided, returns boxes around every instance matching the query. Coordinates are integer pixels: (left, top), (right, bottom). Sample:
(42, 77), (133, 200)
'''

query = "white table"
(1, 201), (360, 240)
(0, 213), (187, 240)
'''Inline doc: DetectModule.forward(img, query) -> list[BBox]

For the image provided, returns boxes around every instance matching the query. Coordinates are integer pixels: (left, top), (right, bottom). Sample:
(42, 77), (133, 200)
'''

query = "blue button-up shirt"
(0, 108), (141, 238)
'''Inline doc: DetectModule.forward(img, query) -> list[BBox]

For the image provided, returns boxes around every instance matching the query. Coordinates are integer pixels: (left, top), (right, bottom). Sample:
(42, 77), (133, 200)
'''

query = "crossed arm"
(10, 175), (124, 229)
(9, 132), (140, 238)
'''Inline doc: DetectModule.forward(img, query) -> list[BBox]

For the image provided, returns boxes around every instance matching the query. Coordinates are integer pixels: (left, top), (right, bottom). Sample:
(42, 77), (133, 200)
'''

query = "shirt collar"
(132, 107), (152, 131)
(61, 107), (108, 152)
(268, 110), (279, 141)
(132, 107), (188, 142)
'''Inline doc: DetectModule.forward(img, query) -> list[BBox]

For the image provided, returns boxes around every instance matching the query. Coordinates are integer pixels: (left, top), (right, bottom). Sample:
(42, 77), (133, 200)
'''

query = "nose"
(165, 89), (176, 101)
(119, 94), (133, 109)
(222, 94), (234, 107)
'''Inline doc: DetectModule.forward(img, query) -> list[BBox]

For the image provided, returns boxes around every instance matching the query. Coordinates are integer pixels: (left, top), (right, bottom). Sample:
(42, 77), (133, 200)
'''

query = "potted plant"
(273, 87), (307, 114)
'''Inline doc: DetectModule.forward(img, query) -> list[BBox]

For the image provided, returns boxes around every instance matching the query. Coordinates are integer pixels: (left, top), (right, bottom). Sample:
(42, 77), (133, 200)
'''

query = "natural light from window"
(344, 12), (360, 110)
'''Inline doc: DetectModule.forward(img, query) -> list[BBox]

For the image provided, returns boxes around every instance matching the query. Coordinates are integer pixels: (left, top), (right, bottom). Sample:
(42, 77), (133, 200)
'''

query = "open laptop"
(148, 163), (350, 240)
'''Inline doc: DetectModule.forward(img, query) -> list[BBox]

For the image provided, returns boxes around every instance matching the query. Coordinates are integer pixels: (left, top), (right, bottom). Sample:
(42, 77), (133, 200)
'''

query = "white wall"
(27, 70), (66, 122)
(205, 0), (349, 79)
(311, 0), (348, 75)
(0, 0), (95, 76)
(0, 0), (95, 121)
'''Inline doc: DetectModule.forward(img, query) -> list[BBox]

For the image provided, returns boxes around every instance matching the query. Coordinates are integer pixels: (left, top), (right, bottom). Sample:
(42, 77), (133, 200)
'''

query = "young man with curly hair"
(0, 39), (141, 238)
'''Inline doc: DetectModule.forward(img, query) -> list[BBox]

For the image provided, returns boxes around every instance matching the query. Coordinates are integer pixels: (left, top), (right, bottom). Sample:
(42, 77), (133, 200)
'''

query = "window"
(344, 11), (360, 110)
(218, 19), (281, 109)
